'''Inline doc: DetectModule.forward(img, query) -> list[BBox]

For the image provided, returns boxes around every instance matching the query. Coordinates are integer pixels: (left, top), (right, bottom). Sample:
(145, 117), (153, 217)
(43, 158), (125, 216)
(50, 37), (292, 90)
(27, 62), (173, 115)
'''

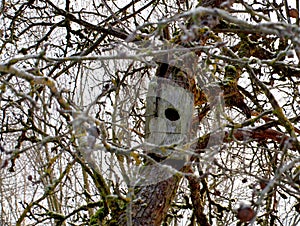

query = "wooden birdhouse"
(145, 77), (194, 160)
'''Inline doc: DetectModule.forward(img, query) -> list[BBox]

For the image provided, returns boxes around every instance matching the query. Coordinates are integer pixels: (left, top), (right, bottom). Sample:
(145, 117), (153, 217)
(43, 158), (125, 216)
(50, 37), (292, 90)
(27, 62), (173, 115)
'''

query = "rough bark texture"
(131, 173), (182, 225)
(114, 163), (183, 226)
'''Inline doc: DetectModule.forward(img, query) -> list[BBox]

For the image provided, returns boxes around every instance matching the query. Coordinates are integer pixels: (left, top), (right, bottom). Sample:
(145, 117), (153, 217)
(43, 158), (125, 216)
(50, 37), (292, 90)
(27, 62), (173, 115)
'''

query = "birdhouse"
(145, 77), (194, 160)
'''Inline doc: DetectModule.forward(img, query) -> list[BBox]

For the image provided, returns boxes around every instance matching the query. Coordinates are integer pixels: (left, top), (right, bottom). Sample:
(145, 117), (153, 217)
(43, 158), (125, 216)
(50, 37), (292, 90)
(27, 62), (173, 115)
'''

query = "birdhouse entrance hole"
(165, 108), (180, 121)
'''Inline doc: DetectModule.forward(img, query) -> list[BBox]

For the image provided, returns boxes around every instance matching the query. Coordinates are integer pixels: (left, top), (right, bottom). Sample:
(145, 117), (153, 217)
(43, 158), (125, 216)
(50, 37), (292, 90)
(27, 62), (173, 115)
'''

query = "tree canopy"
(0, 0), (299, 225)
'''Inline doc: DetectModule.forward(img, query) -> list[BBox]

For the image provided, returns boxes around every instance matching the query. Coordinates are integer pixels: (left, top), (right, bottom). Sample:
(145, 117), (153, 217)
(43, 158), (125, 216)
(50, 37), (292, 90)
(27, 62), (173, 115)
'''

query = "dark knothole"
(165, 108), (180, 121)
